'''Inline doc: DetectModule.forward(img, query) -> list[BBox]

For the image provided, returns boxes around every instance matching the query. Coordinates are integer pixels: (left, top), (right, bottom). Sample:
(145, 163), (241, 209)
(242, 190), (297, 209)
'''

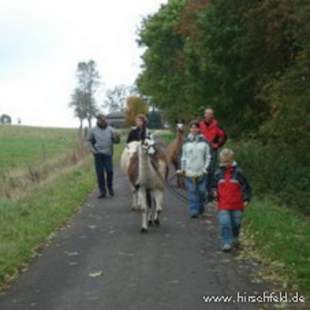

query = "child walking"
(178, 120), (211, 218)
(212, 148), (251, 252)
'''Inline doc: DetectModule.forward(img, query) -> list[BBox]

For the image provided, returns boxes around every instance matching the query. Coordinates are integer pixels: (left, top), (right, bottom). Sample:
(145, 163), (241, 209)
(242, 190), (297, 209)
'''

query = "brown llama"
(166, 122), (186, 188)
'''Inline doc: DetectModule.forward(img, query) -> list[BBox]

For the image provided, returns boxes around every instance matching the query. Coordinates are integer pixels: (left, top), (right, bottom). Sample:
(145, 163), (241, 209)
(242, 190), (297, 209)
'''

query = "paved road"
(0, 171), (274, 310)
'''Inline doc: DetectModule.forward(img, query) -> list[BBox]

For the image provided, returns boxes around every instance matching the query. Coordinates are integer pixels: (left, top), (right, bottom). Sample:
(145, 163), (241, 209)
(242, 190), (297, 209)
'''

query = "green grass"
(0, 123), (124, 288)
(244, 198), (310, 298)
(0, 125), (79, 174)
(0, 160), (95, 285)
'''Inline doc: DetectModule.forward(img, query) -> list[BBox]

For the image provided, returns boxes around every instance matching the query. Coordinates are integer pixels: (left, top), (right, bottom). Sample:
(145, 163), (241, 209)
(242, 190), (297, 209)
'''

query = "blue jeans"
(218, 210), (243, 246)
(94, 153), (113, 194)
(185, 176), (207, 216)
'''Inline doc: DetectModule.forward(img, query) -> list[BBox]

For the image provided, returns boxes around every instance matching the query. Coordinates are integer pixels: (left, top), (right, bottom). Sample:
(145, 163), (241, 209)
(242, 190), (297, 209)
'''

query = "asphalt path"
(0, 170), (275, 310)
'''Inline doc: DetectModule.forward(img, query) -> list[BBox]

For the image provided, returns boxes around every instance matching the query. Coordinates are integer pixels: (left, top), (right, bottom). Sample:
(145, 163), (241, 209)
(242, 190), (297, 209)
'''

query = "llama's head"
(142, 138), (156, 156)
(176, 120), (185, 133)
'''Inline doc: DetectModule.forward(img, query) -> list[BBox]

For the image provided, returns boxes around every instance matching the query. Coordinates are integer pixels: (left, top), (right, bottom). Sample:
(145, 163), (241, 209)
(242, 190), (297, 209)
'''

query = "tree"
(0, 114), (12, 125)
(137, 0), (188, 125)
(125, 96), (149, 126)
(137, 0), (309, 142)
(69, 88), (88, 129)
(103, 84), (133, 113)
(148, 109), (163, 129)
(69, 60), (100, 128)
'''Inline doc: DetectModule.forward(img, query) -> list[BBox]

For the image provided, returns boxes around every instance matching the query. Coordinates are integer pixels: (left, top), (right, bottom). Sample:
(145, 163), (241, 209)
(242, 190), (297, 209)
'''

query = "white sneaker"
(222, 244), (232, 252)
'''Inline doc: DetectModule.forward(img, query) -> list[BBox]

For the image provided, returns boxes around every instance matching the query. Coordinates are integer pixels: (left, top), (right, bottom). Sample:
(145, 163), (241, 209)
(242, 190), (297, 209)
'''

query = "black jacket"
(127, 127), (149, 143)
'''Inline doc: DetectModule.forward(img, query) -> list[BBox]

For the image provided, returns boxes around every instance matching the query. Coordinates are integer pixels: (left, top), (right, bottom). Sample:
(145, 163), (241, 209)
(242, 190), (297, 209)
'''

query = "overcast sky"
(0, 0), (167, 127)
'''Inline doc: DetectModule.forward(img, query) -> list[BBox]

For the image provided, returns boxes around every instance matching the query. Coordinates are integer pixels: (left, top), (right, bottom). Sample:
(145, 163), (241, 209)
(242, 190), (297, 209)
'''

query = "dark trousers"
(207, 148), (218, 202)
(94, 153), (113, 194)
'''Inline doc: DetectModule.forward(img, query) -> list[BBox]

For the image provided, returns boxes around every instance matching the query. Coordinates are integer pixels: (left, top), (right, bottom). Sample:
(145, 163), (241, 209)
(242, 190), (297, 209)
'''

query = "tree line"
(136, 0), (309, 149)
(69, 60), (151, 129)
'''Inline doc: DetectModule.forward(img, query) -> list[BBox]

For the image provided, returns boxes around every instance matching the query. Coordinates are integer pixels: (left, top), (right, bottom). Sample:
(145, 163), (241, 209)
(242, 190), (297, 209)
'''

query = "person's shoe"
(191, 214), (199, 219)
(97, 192), (106, 199)
(108, 188), (114, 197)
(222, 244), (232, 252)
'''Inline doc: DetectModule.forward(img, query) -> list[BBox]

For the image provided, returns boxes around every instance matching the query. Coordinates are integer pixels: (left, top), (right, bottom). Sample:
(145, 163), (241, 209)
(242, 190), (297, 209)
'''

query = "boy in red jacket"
(212, 148), (251, 252)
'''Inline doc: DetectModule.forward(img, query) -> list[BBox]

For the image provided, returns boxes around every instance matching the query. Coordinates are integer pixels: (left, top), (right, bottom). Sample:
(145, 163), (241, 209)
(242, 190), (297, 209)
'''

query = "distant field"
(0, 125), (79, 174)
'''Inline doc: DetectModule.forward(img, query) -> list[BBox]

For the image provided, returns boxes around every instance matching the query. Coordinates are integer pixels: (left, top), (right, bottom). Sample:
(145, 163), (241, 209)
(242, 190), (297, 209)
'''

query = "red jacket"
(213, 164), (252, 211)
(199, 119), (227, 150)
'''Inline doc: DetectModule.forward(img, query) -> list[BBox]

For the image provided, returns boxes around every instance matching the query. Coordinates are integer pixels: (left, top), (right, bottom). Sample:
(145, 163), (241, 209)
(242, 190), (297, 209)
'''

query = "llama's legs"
(180, 176), (185, 189)
(131, 186), (139, 211)
(141, 210), (148, 233)
(147, 209), (153, 226)
(153, 189), (164, 227)
(174, 163), (184, 189)
(176, 174), (180, 187)
(177, 175), (182, 188)
(139, 188), (148, 233)
(146, 190), (154, 226)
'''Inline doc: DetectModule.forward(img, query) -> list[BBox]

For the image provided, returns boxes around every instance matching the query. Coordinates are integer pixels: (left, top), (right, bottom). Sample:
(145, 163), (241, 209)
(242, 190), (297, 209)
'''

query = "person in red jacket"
(212, 148), (251, 252)
(200, 108), (227, 203)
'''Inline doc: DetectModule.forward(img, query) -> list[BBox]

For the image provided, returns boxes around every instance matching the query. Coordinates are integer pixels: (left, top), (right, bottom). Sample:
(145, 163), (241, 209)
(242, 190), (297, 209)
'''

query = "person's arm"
(86, 129), (97, 154)
(237, 170), (252, 203)
(212, 127), (227, 149)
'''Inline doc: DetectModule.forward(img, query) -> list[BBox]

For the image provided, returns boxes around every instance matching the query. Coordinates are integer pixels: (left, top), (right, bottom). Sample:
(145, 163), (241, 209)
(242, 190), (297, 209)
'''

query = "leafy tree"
(137, 0), (189, 124)
(258, 0), (310, 151)
(103, 84), (132, 113)
(137, 0), (309, 143)
(125, 96), (149, 126)
(69, 88), (88, 129)
(69, 60), (100, 128)
(148, 110), (163, 129)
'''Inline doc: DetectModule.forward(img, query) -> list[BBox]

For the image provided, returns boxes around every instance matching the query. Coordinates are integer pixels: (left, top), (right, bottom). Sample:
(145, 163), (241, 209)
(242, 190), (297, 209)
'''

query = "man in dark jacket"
(199, 108), (227, 202)
(86, 114), (120, 199)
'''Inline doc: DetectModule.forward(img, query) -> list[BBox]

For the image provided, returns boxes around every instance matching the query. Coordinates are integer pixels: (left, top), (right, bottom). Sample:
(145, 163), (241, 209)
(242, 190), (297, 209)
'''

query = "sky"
(0, 0), (167, 127)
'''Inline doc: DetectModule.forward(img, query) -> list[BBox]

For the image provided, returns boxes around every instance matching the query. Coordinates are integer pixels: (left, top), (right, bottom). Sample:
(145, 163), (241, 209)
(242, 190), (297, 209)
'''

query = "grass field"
(0, 125), (124, 289)
(0, 125), (79, 174)
(0, 161), (95, 286)
(242, 198), (310, 297)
